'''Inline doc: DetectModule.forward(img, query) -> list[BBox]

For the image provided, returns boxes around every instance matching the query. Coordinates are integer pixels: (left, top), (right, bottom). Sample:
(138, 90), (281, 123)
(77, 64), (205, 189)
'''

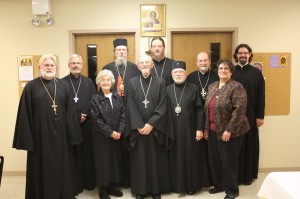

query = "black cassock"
(13, 77), (82, 199)
(62, 74), (96, 192)
(166, 82), (210, 193)
(152, 57), (174, 86)
(125, 74), (174, 195)
(232, 64), (265, 184)
(103, 61), (140, 95)
(186, 69), (219, 105)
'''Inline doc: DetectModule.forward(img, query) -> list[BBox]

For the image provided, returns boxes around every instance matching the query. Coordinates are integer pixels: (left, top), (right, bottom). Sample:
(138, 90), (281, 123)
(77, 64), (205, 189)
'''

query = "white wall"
(1, 0), (299, 172)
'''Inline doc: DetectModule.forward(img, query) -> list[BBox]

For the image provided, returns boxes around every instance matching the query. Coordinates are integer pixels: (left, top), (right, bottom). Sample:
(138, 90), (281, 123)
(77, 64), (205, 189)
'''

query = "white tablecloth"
(257, 172), (300, 199)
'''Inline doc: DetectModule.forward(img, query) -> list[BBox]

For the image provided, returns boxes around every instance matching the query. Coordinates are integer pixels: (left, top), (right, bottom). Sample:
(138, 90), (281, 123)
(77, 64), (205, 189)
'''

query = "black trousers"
(207, 132), (242, 195)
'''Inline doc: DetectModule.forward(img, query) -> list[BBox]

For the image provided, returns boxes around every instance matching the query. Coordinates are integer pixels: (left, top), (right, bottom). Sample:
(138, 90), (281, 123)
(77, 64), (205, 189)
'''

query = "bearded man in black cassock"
(102, 38), (140, 188)
(102, 38), (140, 99)
(62, 54), (96, 193)
(125, 54), (174, 199)
(166, 61), (210, 195)
(232, 44), (265, 185)
(150, 37), (174, 86)
(13, 54), (82, 199)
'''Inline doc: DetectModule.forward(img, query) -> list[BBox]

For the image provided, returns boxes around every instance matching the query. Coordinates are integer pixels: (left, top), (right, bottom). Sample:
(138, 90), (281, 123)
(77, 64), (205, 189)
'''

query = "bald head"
(196, 52), (211, 74)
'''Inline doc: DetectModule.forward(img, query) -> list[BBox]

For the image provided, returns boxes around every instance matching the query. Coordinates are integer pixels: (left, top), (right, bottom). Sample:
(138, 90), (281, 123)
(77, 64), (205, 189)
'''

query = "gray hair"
(96, 69), (115, 87)
(39, 54), (57, 66)
(68, 54), (82, 64)
(137, 54), (153, 64)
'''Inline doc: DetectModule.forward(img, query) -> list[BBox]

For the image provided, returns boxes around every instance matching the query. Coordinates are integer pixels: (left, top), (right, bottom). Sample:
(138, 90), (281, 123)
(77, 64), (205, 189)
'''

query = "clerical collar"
(141, 74), (152, 82)
(70, 73), (81, 79)
(239, 62), (249, 68)
(199, 70), (210, 76)
(153, 57), (165, 63)
(175, 82), (186, 88)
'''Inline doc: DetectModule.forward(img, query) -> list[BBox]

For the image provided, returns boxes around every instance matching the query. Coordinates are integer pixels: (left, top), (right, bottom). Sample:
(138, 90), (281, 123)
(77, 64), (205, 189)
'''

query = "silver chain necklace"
(174, 82), (186, 116)
(69, 74), (81, 103)
(153, 58), (166, 77)
(198, 70), (210, 99)
(140, 75), (152, 108)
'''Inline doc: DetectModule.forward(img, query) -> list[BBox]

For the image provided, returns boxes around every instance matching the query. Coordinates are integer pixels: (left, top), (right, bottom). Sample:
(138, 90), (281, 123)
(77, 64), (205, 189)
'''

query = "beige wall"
(1, 0), (300, 173)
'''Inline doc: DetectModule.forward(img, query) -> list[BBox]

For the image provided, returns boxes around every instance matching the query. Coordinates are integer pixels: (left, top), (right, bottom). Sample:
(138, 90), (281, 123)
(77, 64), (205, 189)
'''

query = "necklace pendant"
(119, 82), (124, 91)
(142, 98), (150, 108)
(175, 104), (181, 116)
(201, 88), (207, 99)
(74, 96), (79, 103)
(52, 101), (57, 115)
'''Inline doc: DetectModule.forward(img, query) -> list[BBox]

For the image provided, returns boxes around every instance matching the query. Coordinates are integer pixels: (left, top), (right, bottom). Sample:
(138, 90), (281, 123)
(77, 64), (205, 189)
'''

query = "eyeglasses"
(70, 62), (82, 65)
(218, 67), (230, 71)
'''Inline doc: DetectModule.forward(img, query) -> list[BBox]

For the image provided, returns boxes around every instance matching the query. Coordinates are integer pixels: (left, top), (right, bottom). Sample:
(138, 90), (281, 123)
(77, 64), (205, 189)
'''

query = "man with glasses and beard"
(232, 44), (265, 186)
(103, 38), (140, 189)
(13, 54), (82, 199)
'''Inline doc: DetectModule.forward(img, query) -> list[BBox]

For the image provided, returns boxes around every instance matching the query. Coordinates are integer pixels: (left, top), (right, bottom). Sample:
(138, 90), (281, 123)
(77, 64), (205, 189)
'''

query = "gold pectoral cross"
(51, 101), (57, 114)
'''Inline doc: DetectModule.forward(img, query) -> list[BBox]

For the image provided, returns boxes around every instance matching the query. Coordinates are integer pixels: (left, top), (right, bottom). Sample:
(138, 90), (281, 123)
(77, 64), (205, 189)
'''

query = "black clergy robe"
(102, 61), (140, 96)
(62, 74), (96, 192)
(152, 57), (174, 86)
(166, 82), (210, 193)
(187, 69), (219, 105)
(125, 74), (174, 195)
(232, 64), (265, 184)
(13, 77), (82, 199)
(103, 60), (140, 187)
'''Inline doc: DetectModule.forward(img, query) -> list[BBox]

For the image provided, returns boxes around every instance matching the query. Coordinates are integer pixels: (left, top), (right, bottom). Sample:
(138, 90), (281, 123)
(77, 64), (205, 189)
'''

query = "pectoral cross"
(74, 96), (79, 103)
(52, 101), (57, 115)
(142, 98), (149, 108)
(201, 88), (207, 99)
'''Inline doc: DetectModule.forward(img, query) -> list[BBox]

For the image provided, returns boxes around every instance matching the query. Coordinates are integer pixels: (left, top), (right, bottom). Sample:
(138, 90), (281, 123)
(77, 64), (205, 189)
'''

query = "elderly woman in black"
(90, 69), (125, 199)
(204, 59), (250, 199)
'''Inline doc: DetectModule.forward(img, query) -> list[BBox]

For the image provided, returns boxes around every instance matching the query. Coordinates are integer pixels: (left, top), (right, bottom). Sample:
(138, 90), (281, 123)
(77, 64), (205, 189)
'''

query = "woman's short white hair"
(96, 69), (115, 87)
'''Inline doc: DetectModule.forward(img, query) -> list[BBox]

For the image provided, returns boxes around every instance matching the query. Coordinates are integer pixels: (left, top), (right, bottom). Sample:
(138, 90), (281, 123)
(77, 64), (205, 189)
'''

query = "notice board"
(17, 55), (42, 97)
(252, 53), (291, 115)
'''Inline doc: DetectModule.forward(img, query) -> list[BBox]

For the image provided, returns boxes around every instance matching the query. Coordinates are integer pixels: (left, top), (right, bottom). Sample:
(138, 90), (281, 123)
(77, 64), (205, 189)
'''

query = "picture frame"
(140, 4), (166, 37)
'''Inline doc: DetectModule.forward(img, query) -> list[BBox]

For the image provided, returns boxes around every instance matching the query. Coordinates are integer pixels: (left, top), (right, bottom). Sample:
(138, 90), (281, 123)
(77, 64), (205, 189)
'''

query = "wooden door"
(74, 33), (136, 77)
(171, 32), (233, 74)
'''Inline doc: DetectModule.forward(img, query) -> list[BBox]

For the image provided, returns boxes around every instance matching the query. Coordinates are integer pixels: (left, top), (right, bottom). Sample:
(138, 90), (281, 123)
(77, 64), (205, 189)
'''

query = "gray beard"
(115, 57), (127, 67)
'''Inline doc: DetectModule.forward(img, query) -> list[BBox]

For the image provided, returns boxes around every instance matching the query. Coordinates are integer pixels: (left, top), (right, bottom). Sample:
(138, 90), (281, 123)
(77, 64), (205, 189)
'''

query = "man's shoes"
(224, 192), (239, 199)
(209, 187), (224, 194)
(186, 190), (196, 195)
(99, 188), (111, 199)
(136, 194), (145, 199)
(243, 179), (254, 185)
(151, 194), (161, 199)
(107, 186), (123, 197)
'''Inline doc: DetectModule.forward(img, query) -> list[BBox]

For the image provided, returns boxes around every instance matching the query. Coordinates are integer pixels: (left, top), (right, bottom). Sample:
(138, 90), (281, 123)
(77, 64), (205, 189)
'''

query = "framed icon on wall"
(140, 4), (166, 37)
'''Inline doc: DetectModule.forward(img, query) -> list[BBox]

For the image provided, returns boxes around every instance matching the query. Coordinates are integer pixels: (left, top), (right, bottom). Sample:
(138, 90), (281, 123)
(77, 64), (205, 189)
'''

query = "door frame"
(68, 29), (140, 57)
(167, 27), (238, 59)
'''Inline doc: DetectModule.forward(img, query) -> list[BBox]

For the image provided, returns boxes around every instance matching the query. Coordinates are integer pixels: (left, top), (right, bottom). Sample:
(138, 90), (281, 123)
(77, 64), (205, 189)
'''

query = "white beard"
(115, 57), (127, 67)
(41, 71), (55, 80)
(174, 78), (185, 84)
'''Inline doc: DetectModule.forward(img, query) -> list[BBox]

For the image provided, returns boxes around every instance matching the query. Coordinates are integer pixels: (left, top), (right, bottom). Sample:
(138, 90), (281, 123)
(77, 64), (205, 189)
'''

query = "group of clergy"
(13, 37), (264, 199)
